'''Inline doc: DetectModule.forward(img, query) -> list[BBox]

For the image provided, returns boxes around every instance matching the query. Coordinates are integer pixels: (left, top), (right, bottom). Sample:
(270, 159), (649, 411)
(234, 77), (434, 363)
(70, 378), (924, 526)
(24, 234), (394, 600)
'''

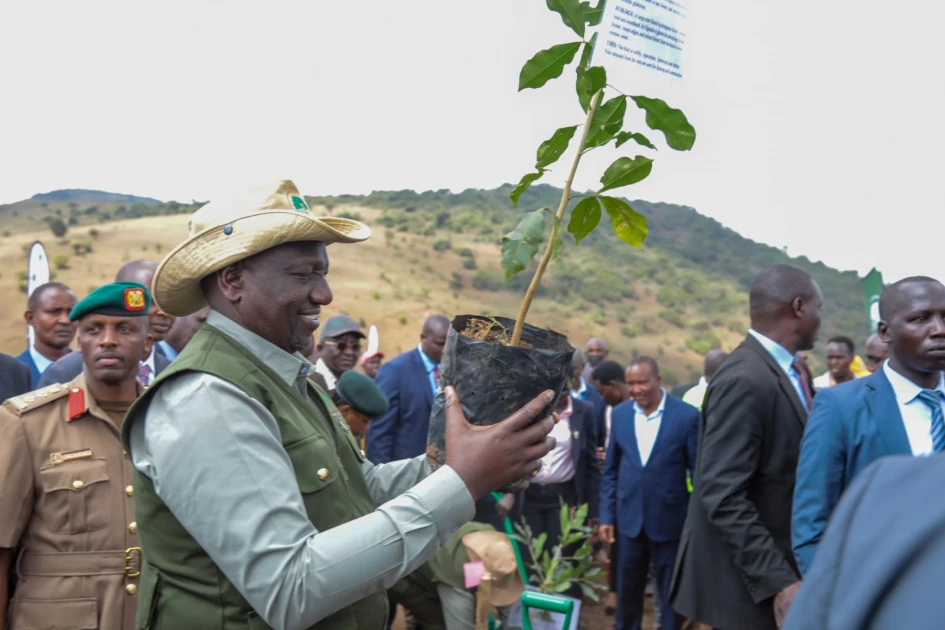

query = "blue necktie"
(917, 390), (945, 453)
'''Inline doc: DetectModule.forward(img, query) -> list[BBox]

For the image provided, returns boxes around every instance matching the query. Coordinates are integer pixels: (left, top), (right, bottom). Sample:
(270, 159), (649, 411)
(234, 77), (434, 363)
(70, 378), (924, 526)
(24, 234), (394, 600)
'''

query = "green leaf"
(600, 195), (648, 246)
(615, 131), (657, 150)
(578, 33), (598, 68)
(580, 0), (604, 25)
(630, 95), (696, 151)
(500, 209), (545, 279)
(584, 568), (604, 579)
(568, 197), (601, 244)
(534, 532), (548, 560)
(576, 66), (606, 113)
(510, 170), (545, 207)
(579, 583), (601, 601)
(519, 42), (583, 91)
(585, 95), (627, 149)
(573, 503), (589, 528)
(546, 0), (585, 38)
(551, 581), (573, 593)
(562, 533), (585, 547)
(560, 501), (571, 539)
(535, 126), (578, 169)
(598, 156), (653, 194)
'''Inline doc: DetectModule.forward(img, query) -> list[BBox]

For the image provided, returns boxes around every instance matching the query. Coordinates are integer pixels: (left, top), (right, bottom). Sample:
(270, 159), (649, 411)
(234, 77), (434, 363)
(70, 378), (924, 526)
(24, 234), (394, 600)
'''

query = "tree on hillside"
(49, 217), (68, 238)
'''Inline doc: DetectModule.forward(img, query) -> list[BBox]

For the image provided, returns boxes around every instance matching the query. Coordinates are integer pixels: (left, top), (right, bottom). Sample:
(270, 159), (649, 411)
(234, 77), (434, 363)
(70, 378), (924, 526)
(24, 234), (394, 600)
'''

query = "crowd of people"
(0, 180), (944, 630)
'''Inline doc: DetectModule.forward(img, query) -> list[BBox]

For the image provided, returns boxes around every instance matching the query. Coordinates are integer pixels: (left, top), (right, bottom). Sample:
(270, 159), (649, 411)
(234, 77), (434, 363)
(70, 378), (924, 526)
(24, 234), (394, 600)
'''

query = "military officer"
(0, 281), (152, 630)
(121, 180), (556, 630)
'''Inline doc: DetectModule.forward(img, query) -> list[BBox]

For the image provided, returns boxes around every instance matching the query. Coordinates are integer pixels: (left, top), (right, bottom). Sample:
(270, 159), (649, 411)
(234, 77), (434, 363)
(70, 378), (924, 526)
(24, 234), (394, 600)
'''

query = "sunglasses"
(323, 340), (362, 353)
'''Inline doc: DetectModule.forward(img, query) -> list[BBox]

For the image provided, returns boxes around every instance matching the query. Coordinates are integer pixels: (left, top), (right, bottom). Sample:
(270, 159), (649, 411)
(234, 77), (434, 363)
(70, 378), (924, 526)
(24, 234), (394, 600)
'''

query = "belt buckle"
(125, 547), (141, 578)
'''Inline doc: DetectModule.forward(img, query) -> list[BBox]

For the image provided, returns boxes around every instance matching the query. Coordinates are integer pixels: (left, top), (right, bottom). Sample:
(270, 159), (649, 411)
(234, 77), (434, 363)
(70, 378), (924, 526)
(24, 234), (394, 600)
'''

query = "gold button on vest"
(126, 584), (137, 595)
(125, 485), (134, 497)
(317, 468), (329, 480)
(128, 522), (137, 534)
(72, 480), (85, 490)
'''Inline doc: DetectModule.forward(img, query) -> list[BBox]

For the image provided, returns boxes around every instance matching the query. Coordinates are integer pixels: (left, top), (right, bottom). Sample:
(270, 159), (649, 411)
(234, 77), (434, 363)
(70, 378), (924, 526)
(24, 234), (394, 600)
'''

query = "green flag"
(862, 268), (884, 333)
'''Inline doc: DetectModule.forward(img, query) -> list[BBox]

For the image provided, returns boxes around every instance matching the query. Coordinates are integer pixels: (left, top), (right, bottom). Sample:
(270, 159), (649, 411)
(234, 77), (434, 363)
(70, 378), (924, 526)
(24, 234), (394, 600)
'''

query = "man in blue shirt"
(16, 282), (77, 387)
(367, 314), (450, 463)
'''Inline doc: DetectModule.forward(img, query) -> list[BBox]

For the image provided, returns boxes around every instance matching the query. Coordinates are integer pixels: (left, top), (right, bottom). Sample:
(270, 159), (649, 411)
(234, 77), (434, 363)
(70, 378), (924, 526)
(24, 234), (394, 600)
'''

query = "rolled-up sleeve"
(127, 373), (474, 630)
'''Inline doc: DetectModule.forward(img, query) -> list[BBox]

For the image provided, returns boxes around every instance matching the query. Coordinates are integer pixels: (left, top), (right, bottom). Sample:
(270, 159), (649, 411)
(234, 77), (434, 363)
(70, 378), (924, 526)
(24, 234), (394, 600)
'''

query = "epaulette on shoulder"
(4, 384), (70, 416)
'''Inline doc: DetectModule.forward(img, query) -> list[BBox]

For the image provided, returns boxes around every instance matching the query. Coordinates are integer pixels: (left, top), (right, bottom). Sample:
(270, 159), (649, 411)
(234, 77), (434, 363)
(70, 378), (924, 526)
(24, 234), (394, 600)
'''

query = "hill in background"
(0, 185), (870, 382)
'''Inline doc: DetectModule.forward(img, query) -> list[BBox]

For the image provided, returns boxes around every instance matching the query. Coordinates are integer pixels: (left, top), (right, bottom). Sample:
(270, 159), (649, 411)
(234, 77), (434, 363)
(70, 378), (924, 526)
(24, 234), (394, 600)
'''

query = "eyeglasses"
(323, 340), (362, 353)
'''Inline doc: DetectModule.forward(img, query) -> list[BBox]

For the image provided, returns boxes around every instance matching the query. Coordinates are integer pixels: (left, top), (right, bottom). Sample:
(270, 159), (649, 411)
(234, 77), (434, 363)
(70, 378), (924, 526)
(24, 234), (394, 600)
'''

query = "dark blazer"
(366, 348), (433, 463)
(572, 380), (606, 445)
(15, 349), (40, 388)
(792, 368), (912, 575)
(36, 350), (171, 388)
(1, 353), (32, 402)
(785, 455), (945, 630)
(568, 398), (601, 517)
(670, 334), (807, 630)
(600, 394), (698, 542)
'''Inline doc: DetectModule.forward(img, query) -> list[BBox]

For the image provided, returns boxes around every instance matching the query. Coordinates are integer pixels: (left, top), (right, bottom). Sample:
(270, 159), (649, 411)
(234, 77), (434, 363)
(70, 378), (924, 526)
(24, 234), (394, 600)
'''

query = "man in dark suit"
(792, 276), (945, 575)
(784, 454), (945, 630)
(599, 356), (698, 630)
(569, 348), (606, 447)
(0, 354), (31, 403)
(670, 265), (822, 630)
(367, 314), (449, 463)
(37, 260), (175, 388)
(16, 282), (78, 387)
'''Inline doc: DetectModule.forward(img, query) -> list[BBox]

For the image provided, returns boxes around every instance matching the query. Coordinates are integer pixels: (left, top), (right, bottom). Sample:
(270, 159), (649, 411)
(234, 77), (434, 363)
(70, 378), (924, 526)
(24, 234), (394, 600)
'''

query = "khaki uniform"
(0, 373), (141, 630)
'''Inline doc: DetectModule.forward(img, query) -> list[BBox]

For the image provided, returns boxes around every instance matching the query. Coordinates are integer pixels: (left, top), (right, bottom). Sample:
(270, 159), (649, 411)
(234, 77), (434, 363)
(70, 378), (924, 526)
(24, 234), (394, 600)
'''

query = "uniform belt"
(18, 548), (142, 578)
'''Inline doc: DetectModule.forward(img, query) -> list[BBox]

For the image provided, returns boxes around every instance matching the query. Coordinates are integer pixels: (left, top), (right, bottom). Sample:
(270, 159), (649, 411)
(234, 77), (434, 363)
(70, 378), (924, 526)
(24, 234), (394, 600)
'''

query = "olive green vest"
(120, 324), (387, 630)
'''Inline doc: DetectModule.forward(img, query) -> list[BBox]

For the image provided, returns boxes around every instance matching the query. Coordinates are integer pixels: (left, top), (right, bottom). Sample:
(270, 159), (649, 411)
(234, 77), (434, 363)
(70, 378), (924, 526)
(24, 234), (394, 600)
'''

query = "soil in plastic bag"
(426, 314), (573, 493)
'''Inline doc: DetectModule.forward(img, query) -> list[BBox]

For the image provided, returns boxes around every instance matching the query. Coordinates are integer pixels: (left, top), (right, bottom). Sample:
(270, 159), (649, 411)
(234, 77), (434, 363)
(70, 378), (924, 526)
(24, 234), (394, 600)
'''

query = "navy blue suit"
(785, 454), (945, 630)
(601, 393), (699, 630)
(792, 368), (912, 576)
(0, 353), (31, 402)
(572, 381), (606, 445)
(15, 348), (73, 388)
(366, 348), (433, 464)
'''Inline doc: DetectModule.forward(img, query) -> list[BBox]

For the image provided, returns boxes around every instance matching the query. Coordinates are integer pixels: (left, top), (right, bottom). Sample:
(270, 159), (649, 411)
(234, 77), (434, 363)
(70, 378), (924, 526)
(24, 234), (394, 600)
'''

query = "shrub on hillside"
(455, 247), (474, 258)
(471, 271), (503, 291)
(432, 239), (452, 252)
(53, 254), (70, 270)
(658, 310), (685, 328)
(462, 258), (477, 270)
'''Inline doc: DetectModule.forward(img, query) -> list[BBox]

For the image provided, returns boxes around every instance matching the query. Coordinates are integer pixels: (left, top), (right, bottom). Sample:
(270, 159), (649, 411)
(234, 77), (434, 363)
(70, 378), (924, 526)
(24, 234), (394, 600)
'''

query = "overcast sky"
(1, 1), (942, 283)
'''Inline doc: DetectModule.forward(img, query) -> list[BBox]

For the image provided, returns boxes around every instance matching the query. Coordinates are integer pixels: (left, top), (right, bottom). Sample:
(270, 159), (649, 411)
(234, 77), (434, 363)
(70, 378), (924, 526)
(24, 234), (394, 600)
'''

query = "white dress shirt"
(634, 389), (667, 466)
(534, 398), (575, 484)
(139, 347), (157, 386)
(883, 361), (945, 456)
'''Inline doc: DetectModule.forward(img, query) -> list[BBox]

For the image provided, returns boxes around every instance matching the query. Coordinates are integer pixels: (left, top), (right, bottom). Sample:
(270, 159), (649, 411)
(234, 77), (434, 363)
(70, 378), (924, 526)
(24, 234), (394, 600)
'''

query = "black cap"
(319, 314), (366, 342)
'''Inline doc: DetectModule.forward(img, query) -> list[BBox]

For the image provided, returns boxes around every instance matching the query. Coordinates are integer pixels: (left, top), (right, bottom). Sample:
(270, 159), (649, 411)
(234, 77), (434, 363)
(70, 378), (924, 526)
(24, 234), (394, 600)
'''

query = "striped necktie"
(917, 390), (945, 453)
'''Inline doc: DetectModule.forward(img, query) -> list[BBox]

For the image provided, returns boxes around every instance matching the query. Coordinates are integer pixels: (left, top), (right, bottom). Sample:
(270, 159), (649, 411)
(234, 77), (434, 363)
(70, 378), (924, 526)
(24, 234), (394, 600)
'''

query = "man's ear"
(791, 296), (805, 319)
(878, 321), (891, 344)
(24, 310), (34, 326)
(217, 263), (245, 304)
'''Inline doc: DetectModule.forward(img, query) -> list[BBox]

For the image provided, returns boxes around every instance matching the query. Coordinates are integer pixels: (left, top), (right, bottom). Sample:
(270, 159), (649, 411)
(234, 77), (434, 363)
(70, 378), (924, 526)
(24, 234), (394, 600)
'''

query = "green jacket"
(120, 323), (387, 630)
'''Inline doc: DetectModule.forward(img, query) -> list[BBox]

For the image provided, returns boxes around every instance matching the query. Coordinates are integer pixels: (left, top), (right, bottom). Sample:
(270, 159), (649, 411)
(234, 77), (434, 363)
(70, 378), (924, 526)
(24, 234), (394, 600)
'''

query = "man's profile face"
(79, 314), (150, 386)
(421, 327), (448, 365)
(27, 287), (78, 350)
(597, 380), (626, 407)
(825, 342), (853, 380)
(238, 241), (333, 354)
(797, 284), (824, 351)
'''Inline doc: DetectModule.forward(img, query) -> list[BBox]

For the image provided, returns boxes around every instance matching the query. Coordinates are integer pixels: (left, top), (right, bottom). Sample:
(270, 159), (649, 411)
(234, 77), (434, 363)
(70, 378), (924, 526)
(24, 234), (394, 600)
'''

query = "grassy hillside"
(0, 186), (870, 383)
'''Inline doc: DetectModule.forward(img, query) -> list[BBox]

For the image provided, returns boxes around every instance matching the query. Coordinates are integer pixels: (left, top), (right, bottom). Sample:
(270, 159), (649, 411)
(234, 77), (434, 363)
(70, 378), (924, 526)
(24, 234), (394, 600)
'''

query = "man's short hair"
(749, 265), (817, 319)
(628, 356), (660, 378)
(28, 282), (73, 311)
(591, 360), (625, 385)
(827, 336), (855, 356)
(878, 276), (944, 322)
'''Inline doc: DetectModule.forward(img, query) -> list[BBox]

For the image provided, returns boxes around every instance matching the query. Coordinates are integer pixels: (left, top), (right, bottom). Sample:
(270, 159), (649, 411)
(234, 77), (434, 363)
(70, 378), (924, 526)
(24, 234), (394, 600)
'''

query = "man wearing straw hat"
(120, 180), (557, 630)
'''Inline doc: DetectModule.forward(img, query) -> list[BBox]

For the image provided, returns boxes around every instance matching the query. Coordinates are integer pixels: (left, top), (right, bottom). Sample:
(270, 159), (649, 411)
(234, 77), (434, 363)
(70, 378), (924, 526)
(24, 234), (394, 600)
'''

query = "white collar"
(634, 389), (667, 420)
(884, 361), (945, 404)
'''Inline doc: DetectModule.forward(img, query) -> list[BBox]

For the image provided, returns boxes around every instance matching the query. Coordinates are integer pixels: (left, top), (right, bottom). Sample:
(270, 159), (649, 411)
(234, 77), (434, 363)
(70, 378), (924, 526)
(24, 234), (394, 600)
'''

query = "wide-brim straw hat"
(153, 180), (371, 316)
(462, 530), (525, 607)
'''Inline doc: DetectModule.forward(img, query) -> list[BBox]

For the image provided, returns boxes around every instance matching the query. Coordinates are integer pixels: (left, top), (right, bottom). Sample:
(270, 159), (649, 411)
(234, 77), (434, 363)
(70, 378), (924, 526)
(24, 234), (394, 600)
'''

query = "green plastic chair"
(489, 493), (576, 630)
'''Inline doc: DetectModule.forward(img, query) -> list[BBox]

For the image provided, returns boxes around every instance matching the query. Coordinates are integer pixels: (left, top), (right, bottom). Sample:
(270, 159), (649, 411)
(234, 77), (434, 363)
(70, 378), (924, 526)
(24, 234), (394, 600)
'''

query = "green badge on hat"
(291, 195), (309, 212)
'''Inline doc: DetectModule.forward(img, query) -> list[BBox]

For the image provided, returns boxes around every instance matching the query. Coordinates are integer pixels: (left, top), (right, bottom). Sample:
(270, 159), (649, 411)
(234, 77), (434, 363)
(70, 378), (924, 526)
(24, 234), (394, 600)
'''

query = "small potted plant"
(427, 0), (695, 492)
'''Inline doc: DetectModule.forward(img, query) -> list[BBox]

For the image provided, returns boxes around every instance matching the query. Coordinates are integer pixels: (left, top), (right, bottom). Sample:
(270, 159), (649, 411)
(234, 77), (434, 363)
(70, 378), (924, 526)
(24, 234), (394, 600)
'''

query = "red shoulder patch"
(68, 387), (86, 421)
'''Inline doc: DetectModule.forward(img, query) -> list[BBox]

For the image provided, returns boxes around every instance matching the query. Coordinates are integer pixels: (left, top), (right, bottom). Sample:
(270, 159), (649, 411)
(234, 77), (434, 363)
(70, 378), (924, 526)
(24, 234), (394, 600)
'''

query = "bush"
(620, 325), (641, 338)
(49, 218), (68, 238)
(462, 258), (477, 270)
(471, 271), (503, 291)
(53, 254), (70, 270)
(432, 239), (452, 252)
(590, 308), (607, 326)
(658, 310), (685, 328)
(728, 320), (747, 334)
(685, 330), (722, 355)
(372, 289), (381, 300)
(398, 316), (408, 325)
(455, 247), (474, 258)
(89, 228), (99, 239)
(449, 272), (464, 290)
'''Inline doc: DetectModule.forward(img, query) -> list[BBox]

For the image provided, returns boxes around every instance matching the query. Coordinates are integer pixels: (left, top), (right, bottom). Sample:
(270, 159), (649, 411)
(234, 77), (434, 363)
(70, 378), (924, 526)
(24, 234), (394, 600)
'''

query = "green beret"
(335, 371), (390, 418)
(69, 281), (152, 322)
